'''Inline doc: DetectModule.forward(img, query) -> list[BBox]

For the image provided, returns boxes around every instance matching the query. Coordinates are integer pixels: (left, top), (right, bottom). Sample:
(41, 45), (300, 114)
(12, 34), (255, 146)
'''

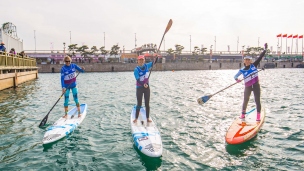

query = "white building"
(0, 22), (23, 53)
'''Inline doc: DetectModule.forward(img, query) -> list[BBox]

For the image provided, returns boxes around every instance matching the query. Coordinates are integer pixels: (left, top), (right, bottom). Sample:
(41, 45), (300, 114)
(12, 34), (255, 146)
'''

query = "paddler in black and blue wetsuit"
(133, 55), (158, 123)
(61, 56), (85, 119)
(234, 43), (268, 121)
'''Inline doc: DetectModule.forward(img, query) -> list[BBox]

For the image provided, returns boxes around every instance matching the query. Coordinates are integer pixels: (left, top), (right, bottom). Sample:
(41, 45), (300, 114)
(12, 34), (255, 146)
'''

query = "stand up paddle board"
(130, 106), (163, 157)
(226, 107), (265, 145)
(42, 103), (87, 144)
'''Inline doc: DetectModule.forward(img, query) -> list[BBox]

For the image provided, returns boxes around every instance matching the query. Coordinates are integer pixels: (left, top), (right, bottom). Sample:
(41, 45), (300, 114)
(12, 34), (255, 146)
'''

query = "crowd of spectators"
(0, 42), (27, 57)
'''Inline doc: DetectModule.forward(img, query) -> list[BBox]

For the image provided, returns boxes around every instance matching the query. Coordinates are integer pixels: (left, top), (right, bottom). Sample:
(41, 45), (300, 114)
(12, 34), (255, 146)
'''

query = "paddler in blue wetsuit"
(133, 55), (158, 123)
(234, 43), (268, 121)
(61, 56), (85, 119)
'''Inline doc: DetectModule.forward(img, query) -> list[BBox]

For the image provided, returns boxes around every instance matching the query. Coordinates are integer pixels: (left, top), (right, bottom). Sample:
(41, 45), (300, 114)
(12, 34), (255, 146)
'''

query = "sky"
(2, 0), (304, 53)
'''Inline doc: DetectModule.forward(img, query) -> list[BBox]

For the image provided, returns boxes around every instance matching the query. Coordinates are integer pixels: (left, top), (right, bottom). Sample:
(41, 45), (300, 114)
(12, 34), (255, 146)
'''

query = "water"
(0, 69), (303, 171)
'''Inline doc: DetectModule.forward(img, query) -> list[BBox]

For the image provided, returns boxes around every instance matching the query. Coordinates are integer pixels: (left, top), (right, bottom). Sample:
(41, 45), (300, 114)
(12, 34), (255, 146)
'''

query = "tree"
(200, 47), (207, 54)
(108, 45), (120, 62)
(166, 48), (174, 55)
(76, 45), (91, 59)
(109, 45), (120, 56)
(68, 44), (78, 57)
(244, 47), (264, 58)
(91, 46), (99, 57)
(192, 46), (200, 56)
(99, 46), (108, 56)
(174, 44), (184, 55)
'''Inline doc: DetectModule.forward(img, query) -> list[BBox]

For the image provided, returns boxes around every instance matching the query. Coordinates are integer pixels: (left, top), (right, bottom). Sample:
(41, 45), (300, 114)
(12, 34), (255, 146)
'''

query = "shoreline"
(37, 61), (304, 73)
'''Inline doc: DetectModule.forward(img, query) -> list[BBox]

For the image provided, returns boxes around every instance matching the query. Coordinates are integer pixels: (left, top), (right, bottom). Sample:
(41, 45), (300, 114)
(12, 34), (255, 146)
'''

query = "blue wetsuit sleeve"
(61, 67), (65, 88)
(146, 62), (153, 70)
(74, 64), (84, 73)
(234, 70), (242, 80)
(134, 67), (139, 80)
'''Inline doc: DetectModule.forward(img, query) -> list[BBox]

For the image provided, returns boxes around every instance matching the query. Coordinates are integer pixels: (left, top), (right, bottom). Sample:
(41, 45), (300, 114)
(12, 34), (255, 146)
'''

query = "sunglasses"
(65, 61), (71, 63)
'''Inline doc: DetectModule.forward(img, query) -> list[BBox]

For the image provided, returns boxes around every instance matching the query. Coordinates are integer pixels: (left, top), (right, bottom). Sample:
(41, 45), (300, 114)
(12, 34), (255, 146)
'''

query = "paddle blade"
(39, 114), (49, 127)
(197, 95), (211, 105)
(164, 19), (173, 34)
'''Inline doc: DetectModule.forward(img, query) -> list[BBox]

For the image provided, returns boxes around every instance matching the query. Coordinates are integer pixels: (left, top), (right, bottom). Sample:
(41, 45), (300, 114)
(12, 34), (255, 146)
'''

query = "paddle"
(147, 19), (173, 79)
(197, 68), (265, 105)
(38, 72), (80, 127)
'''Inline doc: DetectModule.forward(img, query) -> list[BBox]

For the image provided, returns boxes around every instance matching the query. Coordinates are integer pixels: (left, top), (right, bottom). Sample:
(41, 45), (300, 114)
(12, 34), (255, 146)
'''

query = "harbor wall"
(37, 61), (303, 73)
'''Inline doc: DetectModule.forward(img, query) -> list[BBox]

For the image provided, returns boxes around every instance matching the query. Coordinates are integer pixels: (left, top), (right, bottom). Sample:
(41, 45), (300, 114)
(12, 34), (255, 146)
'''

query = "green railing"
(0, 51), (37, 67)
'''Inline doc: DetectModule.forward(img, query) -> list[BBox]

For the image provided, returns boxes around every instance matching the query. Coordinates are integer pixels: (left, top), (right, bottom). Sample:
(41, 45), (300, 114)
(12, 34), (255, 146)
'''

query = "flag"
(276, 34), (282, 37)
(293, 34), (298, 38)
(299, 35), (303, 39)
(288, 34), (293, 38)
(282, 34), (287, 37)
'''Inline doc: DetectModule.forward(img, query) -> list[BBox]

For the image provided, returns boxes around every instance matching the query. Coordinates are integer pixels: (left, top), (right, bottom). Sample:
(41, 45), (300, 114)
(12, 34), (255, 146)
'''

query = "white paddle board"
(130, 106), (163, 157)
(42, 103), (87, 144)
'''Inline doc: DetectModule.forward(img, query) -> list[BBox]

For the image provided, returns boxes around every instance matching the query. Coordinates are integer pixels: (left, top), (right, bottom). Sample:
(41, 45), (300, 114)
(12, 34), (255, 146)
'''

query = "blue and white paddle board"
(42, 104), (87, 144)
(130, 106), (163, 157)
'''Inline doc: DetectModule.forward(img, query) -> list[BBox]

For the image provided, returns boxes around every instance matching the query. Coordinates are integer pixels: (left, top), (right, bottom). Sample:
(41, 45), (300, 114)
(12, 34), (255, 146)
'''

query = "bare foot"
(62, 114), (68, 119)
(78, 113), (82, 118)
(133, 119), (137, 123)
(147, 118), (152, 122)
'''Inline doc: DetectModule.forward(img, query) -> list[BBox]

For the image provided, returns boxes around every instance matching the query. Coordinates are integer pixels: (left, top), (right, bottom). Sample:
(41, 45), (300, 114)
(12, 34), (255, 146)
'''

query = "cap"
(243, 56), (252, 60)
(0, 42), (4, 45)
(137, 55), (145, 60)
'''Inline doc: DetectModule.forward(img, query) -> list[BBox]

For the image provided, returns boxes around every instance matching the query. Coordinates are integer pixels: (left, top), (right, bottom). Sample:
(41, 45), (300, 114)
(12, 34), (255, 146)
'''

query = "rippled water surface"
(0, 69), (303, 170)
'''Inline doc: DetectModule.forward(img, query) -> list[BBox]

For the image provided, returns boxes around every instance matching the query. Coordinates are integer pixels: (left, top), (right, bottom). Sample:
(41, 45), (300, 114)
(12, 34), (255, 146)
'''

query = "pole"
(103, 32), (105, 48)
(135, 33), (137, 48)
(291, 38), (293, 54)
(34, 30), (36, 53)
(237, 36), (239, 53)
(214, 36), (216, 53)
(258, 37), (260, 47)
(190, 35), (191, 54)
(296, 38), (298, 54)
(286, 37), (287, 54)
(63, 42), (66, 56)
(70, 31), (71, 45)
(164, 38), (165, 52)
(210, 45), (213, 63)
(281, 36), (282, 53)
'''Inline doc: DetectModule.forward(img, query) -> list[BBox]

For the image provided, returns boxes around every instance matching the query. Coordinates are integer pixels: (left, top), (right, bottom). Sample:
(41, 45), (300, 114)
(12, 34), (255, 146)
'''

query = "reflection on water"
(225, 136), (258, 157)
(133, 144), (162, 171)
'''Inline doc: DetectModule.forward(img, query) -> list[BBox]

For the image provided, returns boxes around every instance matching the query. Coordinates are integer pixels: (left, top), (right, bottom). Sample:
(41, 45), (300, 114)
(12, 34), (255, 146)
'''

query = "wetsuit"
(61, 63), (84, 107)
(234, 50), (266, 114)
(134, 62), (153, 120)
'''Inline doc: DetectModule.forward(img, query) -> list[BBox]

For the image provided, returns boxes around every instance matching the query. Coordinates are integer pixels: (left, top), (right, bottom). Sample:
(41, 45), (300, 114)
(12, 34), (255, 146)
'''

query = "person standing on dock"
(234, 43), (268, 121)
(0, 42), (6, 52)
(61, 56), (85, 119)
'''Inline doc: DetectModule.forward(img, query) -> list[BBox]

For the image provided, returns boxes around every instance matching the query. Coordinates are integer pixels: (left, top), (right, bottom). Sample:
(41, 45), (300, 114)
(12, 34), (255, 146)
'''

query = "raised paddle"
(38, 72), (80, 127)
(148, 19), (173, 79)
(197, 68), (265, 105)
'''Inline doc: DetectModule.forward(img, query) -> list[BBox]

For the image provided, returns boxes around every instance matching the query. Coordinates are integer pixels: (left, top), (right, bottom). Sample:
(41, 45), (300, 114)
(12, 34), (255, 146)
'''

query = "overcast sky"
(2, 0), (304, 52)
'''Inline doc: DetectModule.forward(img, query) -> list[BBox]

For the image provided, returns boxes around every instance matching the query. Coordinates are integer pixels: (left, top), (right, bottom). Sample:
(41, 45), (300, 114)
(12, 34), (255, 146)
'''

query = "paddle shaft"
(210, 68), (264, 97)
(148, 19), (173, 79)
(38, 72), (80, 127)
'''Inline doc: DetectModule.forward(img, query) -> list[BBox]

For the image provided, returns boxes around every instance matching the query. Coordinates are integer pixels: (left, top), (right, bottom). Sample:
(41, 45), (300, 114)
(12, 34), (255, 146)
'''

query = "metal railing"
(0, 51), (37, 67)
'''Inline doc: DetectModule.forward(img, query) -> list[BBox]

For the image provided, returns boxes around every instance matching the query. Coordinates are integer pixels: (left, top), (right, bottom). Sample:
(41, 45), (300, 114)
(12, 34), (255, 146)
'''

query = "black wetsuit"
(238, 50), (266, 114)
